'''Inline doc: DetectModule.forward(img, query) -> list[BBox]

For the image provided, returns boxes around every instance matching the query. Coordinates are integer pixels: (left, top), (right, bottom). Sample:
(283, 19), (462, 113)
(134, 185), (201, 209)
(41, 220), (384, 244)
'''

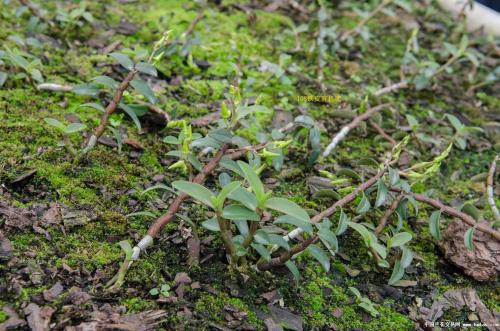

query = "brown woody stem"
(374, 193), (404, 236)
(390, 187), (500, 241)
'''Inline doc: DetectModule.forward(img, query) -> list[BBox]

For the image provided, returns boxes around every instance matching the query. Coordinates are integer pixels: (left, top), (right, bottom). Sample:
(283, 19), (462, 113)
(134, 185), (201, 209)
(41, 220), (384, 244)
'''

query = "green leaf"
(44, 118), (65, 131)
(400, 246), (413, 268)
(64, 122), (86, 134)
(227, 187), (258, 211)
(220, 159), (244, 177)
(307, 244), (330, 272)
(213, 182), (240, 210)
(119, 103), (142, 132)
(251, 243), (270, 261)
(388, 261), (404, 285)
(388, 167), (400, 186)
(356, 193), (371, 214)
(265, 197), (310, 223)
(77, 102), (105, 112)
(236, 105), (272, 120)
(126, 211), (156, 218)
(222, 205), (260, 221)
(429, 210), (441, 240)
(201, 217), (220, 232)
(357, 157), (379, 168)
(387, 232), (412, 249)
(162, 136), (179, 144)
(131, 78), (157, 104)
(136, 62), (157, 76)
(0, 71), (8, 87)
(375, 179), (388, 208)
(336, 209), (349, 235)
(274, 215), (313, 234)
(237, 161), (266, 203)
(285, 260), (300, 281)
(348, 287), (362, 299)
(445, 114), (464, 132)
(371, 242), (387, 259)
(461, 203), (481, 221)
(110, 52), (134, 70)
(348, 222), (373, 246)
(92, 75), (118, 89)
(141, 184), (176, 195)
(337, 168), (361, 181)
(267, 234), (289, 250)
(464, 227), (475, 251)
(172, 180), (215, 208)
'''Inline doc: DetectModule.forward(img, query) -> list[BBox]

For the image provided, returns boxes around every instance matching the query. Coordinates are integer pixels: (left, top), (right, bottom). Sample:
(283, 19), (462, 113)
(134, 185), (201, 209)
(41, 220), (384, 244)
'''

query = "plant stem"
(487, 155), (500, 222)
(340, 0), (394, 42)
(390, 187), (500, 241)
(374, 193), (403, 236)
(216, 214), (238, 266)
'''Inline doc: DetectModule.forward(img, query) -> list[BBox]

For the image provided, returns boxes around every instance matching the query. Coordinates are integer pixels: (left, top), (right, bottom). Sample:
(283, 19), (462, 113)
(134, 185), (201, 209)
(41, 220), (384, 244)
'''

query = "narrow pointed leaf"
(375, 179), (388, 207)
(275, 215), (313, 234)
(285, 260), (300, 281)
(387, 232), (412, 249)
(265, 197), (310, 223)
(336, 209), (349, 235)
(222, 204), (260, 221)
(201, 217), (220, 231)
(464, 227), (475, 251)
(388, 260), (404, 285)
(307, 244), (330, 272)
(237, 161), (265, 202)
(110, 52), (134, 70)
(429, 210), (441, 240)
(356, 193), (371, 214)
(131, 78), (157, 104)
(172, 180), (215, 208)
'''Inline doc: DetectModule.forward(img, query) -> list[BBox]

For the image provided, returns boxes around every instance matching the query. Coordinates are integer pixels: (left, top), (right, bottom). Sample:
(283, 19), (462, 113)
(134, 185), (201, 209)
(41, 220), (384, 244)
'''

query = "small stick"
(183, 10), (204, 39)
(487, 155), (500, 221)
(258, 159), (391, 270)
(373, 81), (408, 97)
(369, 120), (396, 145)
(390, 187), (500, 241)
(323, 103), (390, 157)
(84, 69), (138, 152)
(374, 193), (403, 236)
(37, 83), (73, 92)
(340, 0), (394, 41)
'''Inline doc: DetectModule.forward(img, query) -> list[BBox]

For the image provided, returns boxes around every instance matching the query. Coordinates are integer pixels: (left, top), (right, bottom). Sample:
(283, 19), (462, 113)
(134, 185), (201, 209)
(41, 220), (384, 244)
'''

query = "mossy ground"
(0, 0), (498, 330)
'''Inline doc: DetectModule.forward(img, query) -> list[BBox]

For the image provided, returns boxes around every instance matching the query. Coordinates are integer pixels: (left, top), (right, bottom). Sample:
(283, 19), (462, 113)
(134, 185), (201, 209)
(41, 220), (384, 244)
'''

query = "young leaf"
(274, 215), (313, 234)
(44, 118), (65, 131)
(265, 197), (310, 223)
(388, 260), (404, 285)
(236, 105), (272, 120)
(464, 227), (475, 251)
(227, 187), (258, 211)
(214, 182), (240, 210)
(348, 287), (362, 299)
(461, 203), (481, 221)
(172, 180), (215, 208)
(307, 244), (330, 272)
(285, 260), (300, 281)
(131, 78), (157, 104)
(92, 75), (119, 89)
(335, 209), (349, 235)
(119, 240), (133, 260)
(64, 123), (86, 134)
(220, 159), (244, 177)
(387, 232), (412, 249)
(237, 161), (266, 203)
(77, 102), (105, 112)
(400, 246), (413, 268)
(136, 62), (157, 76)
(119, 103), (142, 132)
(251, 243), (270, 261)
(267, 234), (289, 250)
(201, 217), (220, 231)
(222, 204), (260, 221)
(110, 52), (134, 70)
(348, 222), (373, 246)
(375, 179), (388, 207)
(429, 210), (442, 240)
(356, 193), (371, 214)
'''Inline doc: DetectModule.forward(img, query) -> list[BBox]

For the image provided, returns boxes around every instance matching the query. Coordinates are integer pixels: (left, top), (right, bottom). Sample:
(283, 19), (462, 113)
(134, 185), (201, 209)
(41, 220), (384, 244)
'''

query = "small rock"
(43, 282), (64, 301)
(174, 272), (192, 286)
(0, 234), (13, 261)
(152, 174), (165, 182)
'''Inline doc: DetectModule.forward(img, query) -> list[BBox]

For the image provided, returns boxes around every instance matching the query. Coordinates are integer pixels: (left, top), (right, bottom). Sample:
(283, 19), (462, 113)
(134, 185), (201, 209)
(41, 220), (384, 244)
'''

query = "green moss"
(195, 293), (263, 329)
(121, 297), (157, 313)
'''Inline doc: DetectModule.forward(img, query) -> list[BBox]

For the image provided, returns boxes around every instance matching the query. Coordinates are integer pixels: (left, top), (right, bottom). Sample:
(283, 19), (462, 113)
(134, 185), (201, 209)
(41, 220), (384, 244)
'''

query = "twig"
(84, 69), (138, 152)
(487, 155), (500, 222)
(37, 83), (73, 92)
(258, 159), (391, 270)
(340, 0), (394, 42)
(374, 193), (403, 236)
(183, 10), (204, 39)
(323, 103), (390, 157)
(369, 120), (397, 146)
(373, 80), (408, 97)
(390, 187), (500, 241)
(107, 144), (229, 290)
